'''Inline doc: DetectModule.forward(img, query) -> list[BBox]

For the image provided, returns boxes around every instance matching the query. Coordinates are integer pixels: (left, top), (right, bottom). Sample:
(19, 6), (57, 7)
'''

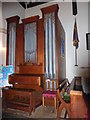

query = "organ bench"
(2, 73), (44, 115)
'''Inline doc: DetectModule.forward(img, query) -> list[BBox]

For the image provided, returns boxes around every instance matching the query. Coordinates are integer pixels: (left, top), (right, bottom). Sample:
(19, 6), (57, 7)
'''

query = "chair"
(42, 79), (57, 112)
(57, 79), (71, 118)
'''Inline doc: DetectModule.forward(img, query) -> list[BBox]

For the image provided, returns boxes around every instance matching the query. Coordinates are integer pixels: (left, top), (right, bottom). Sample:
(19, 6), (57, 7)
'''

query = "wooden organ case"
(2, 4), (66, 114)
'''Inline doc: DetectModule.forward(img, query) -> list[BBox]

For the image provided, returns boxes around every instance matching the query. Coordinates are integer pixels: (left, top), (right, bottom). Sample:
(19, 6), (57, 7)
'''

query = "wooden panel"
(22, 15), (39, 24)
(37, 19), (45, 70)
(70, 90), (88, 118)
(15, 23), (24, 66)
(44, 98), (55, 106)
(9, 75), (41, 86)
(15, 65), (44, 74)
(13, 84), (43, 91)
(41, 4), (59, 14)
(2, 89), (34, 115)
(56, 17), (66, 84)
(6, 16), (20, 23)
(2, 89), (15, 100)
(6, 103), (31, 112)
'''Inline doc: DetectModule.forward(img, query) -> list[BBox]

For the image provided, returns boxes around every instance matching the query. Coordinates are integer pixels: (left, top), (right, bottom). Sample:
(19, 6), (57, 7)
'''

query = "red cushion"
(42, 91), (56, 98)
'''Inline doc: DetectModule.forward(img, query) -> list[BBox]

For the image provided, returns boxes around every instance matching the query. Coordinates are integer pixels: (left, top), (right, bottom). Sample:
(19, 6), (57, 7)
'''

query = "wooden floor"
(2, 106), (67, 119)
(2, 106), (57, 119)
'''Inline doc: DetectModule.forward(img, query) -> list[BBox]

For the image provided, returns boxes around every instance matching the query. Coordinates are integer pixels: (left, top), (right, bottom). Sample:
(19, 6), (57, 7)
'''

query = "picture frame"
(86, 33), (90, 50)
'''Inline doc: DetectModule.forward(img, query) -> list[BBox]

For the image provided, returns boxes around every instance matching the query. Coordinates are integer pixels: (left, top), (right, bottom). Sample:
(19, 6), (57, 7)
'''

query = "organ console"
(2, 4), (66, 115)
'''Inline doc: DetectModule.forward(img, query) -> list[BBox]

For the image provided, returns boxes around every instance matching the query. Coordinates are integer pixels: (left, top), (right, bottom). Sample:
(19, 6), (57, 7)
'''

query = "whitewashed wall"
(0, 2), (2, 28)
(25, 2), (88, 81)
(88, 1), (90, 33)
(0, 2), (3, 65)
(58, 2), (88, 80)
(88, 2), (90, 67)
(2, 2), (25, 29)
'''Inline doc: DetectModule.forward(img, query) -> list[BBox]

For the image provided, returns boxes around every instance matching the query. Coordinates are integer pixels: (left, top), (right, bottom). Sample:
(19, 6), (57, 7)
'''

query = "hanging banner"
(73, 18), (79, 66)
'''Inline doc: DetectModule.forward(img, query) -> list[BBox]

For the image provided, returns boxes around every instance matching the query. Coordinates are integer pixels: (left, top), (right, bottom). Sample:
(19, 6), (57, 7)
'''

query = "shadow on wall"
(74, 67), (90, 94)
(82, 77), (90, 94)
(78, 67), (89, 78)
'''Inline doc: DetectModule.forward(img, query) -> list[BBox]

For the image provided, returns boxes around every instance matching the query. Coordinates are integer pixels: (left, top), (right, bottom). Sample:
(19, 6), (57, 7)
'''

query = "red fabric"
(42, 91), (56, 98)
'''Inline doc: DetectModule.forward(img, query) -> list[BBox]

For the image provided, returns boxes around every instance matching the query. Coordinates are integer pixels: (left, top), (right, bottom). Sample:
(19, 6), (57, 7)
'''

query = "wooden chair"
(57, 79), (71, 118)
(42, 79), (57, 112)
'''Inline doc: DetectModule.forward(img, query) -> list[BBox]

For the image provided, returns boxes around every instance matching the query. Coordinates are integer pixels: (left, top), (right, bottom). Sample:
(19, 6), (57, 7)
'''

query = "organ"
(2, 4), (66, 114)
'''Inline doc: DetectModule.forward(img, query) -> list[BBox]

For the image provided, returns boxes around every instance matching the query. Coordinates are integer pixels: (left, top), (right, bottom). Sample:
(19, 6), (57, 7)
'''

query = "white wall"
(0, 2), (2, 28)
(2, 2), (25, 29)
(0, 1), (3, 65)
(89, 2), (90, 32)
(88, 2), (90, 66)
(59, 2), (88, 80)
(1, 2), (25, 66)
(25, 2), (88, 81)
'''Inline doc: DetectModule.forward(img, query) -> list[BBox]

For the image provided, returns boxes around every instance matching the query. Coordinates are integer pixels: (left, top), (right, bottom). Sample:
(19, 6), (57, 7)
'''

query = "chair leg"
(29, 105), (32, 116)
(57, 103), (63, 118)
(42, 96), (45, 111)
(54, 97), (56, 112)
(64, 110), (67, 118)
(66, 105), (71, 118)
